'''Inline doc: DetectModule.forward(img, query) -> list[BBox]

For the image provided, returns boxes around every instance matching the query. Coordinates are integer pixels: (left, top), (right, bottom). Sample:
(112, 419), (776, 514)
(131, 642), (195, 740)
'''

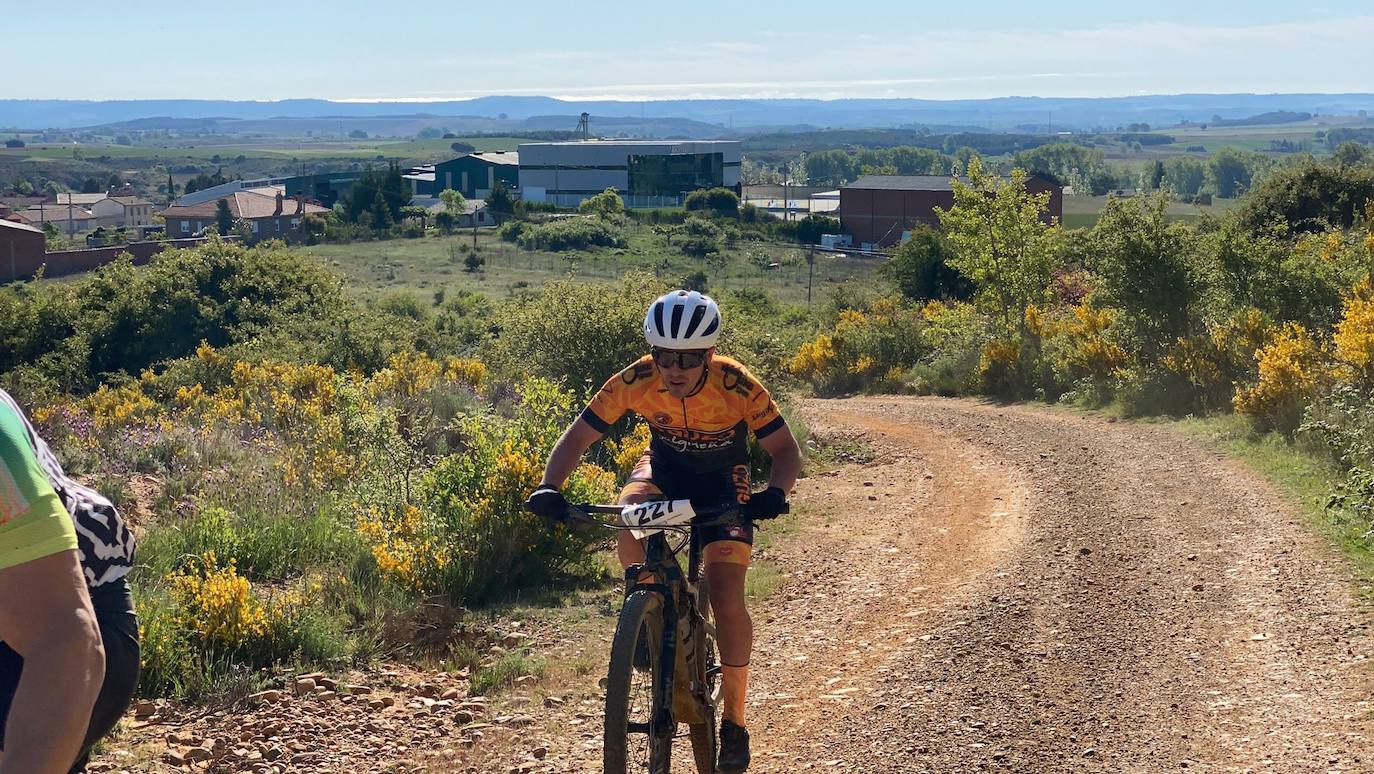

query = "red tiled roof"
(162, 191), (329, 220)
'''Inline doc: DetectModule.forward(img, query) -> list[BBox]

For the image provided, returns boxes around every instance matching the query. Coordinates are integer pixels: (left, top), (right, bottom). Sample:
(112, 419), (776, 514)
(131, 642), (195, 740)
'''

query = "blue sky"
(10, 1), (1374, 101)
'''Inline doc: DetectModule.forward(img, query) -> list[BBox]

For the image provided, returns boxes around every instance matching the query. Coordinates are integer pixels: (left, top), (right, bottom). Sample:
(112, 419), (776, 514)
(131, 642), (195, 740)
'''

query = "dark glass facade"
(627, 152), (724, 196)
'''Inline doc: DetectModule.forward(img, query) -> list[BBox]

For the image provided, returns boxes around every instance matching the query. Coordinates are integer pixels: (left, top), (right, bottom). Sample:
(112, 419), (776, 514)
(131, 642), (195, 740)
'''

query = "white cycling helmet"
(644, 290), (721, 349)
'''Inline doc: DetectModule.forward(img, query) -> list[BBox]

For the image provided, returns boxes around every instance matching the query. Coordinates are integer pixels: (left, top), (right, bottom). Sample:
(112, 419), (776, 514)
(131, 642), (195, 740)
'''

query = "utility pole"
(806, 244), (815, 305)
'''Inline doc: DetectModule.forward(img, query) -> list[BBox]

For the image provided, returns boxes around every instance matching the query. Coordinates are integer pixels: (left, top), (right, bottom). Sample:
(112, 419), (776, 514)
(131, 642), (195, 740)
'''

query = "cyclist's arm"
(758, 424), (801, 496)
(539, 418), (605, 489)
(0, 549), (105, 774)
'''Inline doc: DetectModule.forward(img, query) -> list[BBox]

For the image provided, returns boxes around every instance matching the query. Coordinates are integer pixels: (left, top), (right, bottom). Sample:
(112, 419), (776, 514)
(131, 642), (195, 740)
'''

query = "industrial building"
(405, 152), (520, 200)
(517, 140), (741, 208)
(839, 174), (1063, 248)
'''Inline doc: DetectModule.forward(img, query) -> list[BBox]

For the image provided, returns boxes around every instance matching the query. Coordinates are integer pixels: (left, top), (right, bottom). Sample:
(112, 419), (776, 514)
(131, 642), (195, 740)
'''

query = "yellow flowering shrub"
(1162, 307), (1272, 409)
(361, 378), (618, 602)
(606, 421), (652, 481)
(1234, 323), (1326, 434)
(167, 552), (270, 646)
(85, 380), (158, 429)
(789, 298), (926, 395)
(1056, 305), (1128, 382)
(1333, 279), (1374, 386)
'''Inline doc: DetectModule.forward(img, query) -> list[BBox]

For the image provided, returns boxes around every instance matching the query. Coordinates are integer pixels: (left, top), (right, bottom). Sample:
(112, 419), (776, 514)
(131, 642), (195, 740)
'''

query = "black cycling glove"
(526, 486), (569, 526)
(743, 486), (788, 521)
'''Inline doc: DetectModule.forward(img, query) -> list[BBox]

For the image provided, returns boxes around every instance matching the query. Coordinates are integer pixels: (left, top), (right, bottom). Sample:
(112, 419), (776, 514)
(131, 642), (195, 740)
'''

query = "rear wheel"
(688, 576), (720, 773)
(605, 590), (674, 773)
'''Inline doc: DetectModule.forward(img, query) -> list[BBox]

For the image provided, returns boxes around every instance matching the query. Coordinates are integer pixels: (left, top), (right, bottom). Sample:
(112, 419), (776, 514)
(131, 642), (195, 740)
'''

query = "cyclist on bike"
(528, 289), (801, 773)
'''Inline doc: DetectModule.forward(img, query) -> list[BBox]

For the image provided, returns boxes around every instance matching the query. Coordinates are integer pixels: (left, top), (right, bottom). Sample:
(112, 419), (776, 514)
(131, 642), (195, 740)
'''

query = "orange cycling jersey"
(580, 354), (786, 474)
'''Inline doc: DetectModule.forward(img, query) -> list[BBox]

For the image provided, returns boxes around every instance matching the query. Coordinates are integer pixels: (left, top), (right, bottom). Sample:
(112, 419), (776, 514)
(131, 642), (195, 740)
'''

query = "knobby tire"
(605, 590), (673, 774)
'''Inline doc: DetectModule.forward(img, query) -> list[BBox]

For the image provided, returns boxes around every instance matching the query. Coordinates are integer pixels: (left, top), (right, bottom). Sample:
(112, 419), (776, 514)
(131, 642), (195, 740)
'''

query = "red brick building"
(160, 188), (329, 244)
(1, 218), (46, 280)
(839, 174), (1063, 248)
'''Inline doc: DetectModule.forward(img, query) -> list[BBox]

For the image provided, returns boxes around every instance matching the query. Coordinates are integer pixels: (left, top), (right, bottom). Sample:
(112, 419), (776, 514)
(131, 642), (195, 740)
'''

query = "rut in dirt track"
(747, 397), (1372, 773)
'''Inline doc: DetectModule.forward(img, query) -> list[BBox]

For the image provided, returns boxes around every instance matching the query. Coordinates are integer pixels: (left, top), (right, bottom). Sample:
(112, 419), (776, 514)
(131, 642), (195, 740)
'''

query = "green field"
(1061, 193), (1243, 229)
(298, 224), (882, 305)
(0, 135), (526, 164)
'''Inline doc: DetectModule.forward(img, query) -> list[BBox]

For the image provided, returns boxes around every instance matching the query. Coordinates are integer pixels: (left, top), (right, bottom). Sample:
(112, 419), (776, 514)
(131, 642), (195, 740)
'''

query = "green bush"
(684, 188), (740, 218)
(488, 272), (667, 390)
(514, 218), (626, 252)
(679, 218), (724, 257)
(881, 226), (973, 302)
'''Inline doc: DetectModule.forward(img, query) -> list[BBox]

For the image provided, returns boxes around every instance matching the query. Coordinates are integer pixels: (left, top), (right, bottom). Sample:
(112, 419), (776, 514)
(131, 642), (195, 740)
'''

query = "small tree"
(400, 205), (430, 230)
(684, 187), (740, 218)
(882, 226), (973, 302)
(439, 188), (466, 214)
(215, 199), (234, 236)
(936, 155), (1062, 337)
(4, 138), (23, 148)
(463, 251), (485, 273)
(578, 187), (625, 218)
(487, 182), (516, 221)
(434, 210), (457, 234)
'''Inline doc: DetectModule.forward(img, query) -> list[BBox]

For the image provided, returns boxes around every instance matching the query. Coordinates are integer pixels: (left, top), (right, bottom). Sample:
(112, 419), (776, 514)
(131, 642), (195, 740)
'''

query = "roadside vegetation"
(1, 144), (1372, 705)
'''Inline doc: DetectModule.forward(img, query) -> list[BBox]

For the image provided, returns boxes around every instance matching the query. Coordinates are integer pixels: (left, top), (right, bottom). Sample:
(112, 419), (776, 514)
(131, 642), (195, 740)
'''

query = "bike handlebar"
(566, 500), (788, 531)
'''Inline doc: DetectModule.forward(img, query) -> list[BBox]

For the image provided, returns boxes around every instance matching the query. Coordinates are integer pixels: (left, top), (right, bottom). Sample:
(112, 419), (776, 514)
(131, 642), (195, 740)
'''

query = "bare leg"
(616, 493), (649, 570)
(706, 561), (751, 726)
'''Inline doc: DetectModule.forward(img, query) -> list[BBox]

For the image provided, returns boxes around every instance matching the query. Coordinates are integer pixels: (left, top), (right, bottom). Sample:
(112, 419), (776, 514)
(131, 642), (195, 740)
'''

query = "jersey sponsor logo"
(731, 464), (751, 504)
(619, 361), (655, 386)
(750, 403), (778, 422)
(652, 425), (739, 453)
(719, 364), (755, 399)
(726, 524), (747, 540)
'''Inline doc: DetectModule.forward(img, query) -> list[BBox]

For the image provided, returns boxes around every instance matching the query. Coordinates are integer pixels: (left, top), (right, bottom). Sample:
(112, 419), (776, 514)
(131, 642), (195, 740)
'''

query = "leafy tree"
(348, 129), (368, 139)
(434, 210), (457, 234)
(370, 191), (394, 230)
(167, 172), (176, 199)
(890, 146), (953, 175)
(578, 187), (625, 218)
(683, 187), (740, 218)
(439, 188), (466, 214)
(794, 214), (839, 245)
(1208, 147), (1266, 198)
(215, 199), (234, 236)
(11, 178), (33, 195)
(463, 252), (484, 273)
(1012, 143), (1114, 195)
(400, 205), (430, 230)
(114, 134), (132, 146)
(42, 180), (66, 197)
(881, 226), (973, 302)
(416, 127), (443, 140)
(1091, 193), (1201, 361)
(486, 182), (516, 221)
(1234, 155), (1374, 234)
(1147, 160), (1166, 191)
(1163, 157), (1206, 198)
(4, 138), (23, 148)
(1332, 141), (1373, 167)
(803, 150), (861, 187)
(936, 157), (1062, 336)
(81, 177), (102, 193)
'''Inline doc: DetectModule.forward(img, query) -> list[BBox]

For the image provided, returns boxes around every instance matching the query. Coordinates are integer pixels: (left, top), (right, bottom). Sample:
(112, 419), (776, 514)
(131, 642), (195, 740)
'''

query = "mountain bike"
(564, 499), (783, 774)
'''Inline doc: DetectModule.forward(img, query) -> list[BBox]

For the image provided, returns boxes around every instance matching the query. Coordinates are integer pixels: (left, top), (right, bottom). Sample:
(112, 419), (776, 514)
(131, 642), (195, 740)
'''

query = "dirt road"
(747, 397), (1372, 772)
(96, 396), (1372, 773)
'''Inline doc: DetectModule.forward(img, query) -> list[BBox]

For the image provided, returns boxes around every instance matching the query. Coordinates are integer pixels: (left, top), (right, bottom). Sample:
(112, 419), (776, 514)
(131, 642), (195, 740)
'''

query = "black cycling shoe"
(718, 719), (751, 772)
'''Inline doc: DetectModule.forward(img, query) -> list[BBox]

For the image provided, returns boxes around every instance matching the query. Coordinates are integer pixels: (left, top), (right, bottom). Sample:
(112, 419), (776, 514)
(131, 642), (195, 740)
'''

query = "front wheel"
(605, 590), (673, 773)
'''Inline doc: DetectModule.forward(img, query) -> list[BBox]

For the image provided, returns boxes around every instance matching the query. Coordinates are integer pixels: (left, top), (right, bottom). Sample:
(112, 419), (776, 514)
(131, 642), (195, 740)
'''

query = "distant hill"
(3, 94), (1374, 132)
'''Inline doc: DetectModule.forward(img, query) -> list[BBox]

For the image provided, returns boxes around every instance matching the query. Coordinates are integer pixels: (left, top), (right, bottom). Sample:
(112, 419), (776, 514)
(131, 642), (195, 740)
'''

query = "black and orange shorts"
(619, 452), (753, 566)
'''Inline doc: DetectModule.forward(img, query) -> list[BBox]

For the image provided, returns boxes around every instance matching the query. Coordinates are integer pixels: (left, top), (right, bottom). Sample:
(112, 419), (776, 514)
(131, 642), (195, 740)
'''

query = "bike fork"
(625, 564), (678, 740)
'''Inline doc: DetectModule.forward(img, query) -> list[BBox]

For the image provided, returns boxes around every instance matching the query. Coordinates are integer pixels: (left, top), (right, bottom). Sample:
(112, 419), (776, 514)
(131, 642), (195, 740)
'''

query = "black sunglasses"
(650, 347), (708, 370)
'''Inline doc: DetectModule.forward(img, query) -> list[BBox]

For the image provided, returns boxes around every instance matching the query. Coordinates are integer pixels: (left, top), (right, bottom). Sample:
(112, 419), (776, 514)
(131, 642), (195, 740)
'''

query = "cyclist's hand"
(743, 486), (788, 521)
(525, 486), (569, 526)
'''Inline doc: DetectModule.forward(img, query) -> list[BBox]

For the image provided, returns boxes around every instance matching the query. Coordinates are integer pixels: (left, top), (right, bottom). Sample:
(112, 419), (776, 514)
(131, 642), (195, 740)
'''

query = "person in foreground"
(527, 290), (801, 772)
(0, 389), (139, 773)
